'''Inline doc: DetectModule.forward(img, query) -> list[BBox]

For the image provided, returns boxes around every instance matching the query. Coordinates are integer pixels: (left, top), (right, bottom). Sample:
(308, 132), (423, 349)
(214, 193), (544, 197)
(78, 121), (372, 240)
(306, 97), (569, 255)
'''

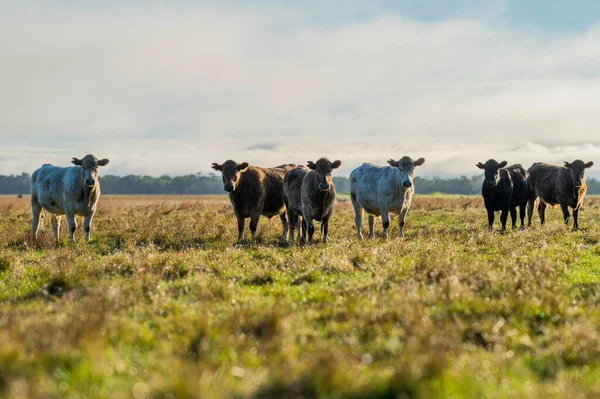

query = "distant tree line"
(2, 173), (600, 195)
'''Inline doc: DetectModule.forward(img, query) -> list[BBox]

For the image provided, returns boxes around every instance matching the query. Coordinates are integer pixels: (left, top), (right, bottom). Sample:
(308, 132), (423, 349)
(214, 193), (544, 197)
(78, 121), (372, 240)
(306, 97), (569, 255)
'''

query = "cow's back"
(505, 164), (528, 207)
(527, 163), (562, 205)
(351, 163), (398, 216)
(262, 167), (288, 215)
(232, 166), (287, 218)
(31, 165), (72, 214)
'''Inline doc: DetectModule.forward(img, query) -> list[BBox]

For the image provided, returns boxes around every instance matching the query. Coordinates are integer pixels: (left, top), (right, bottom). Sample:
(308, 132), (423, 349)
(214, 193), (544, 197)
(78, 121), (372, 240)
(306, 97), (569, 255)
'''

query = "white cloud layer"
(1, 2), (599, 177)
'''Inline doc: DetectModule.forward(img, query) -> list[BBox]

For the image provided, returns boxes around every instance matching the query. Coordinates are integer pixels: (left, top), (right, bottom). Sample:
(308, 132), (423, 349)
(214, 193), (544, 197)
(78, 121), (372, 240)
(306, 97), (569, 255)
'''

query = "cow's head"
(307, 158), (342, 192)
(72, 155), (109, 187)
(211, 160), (249, 192)
(388, 156), (425, 189)
(564, 160), (594, 188)
(476, 159), (507, 188)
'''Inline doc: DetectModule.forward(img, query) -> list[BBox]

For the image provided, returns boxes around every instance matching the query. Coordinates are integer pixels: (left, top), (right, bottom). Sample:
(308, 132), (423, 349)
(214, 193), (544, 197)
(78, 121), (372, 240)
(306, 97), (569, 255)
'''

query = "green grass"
(1, 195), (600, 398)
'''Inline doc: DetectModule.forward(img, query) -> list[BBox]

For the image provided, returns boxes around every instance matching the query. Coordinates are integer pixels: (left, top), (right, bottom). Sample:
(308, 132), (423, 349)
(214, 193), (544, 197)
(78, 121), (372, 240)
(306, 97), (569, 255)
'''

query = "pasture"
(1, 194), (600, 398)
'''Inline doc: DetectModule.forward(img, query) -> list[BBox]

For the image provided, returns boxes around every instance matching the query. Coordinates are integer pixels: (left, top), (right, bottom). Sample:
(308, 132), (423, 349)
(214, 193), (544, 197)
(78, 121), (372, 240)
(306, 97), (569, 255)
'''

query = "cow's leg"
(510, 207), (517, 229)
(66, 212), (77, 242)
(302, 205), (315, 243)
(31, 197), (43, 240)
(526, 197), (536, 226)
(560, 203), (570, 227)
(399, 208), (409, 237)
(519, 204), (526, 229)
(300, 217), (307, 243)
(500, 208), (508, 232)
(321, 214), (331, 244)
(368, 215), (375, 238)
(249, 210), (261, 240)
(83, 211), (95, 242)
(486, 208), (494, 230)
(381, 208), (391, 239)
(538, 201), (547, 225)
(287, 210), (296, 243)
(51, 215), (61, 241)
(351, 194), (363, 240)
(236, 216), (245, 241)
(279, 212), (288, 241)
(573, 208), (580, 230)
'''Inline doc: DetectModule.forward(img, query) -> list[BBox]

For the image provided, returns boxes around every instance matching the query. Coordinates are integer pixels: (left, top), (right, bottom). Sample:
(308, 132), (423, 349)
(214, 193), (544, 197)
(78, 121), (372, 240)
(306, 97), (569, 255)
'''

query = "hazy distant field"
(2, 194), (600, 398)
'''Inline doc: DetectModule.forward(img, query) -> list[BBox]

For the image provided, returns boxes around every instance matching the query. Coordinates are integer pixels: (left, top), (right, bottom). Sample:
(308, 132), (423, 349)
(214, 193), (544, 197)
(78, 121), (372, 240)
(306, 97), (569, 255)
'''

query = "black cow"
(476, 159), (528, 231)
(526, 160), (593, 230)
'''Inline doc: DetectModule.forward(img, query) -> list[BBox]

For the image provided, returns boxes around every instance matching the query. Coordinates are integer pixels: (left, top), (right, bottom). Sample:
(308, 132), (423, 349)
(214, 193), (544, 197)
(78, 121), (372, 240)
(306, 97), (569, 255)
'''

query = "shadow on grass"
(10, 275), (84, 304)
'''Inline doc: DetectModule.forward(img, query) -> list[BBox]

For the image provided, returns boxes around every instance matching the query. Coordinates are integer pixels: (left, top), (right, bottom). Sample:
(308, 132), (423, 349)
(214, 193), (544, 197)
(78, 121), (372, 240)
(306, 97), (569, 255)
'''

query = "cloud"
(247, 143), (281, 151)
(1, 2), (599, 177)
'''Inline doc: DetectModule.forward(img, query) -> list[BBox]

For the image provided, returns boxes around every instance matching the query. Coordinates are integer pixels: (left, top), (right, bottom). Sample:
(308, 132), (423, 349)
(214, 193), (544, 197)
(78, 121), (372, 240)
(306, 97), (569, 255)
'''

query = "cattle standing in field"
(31, 155), (110, 242)
(283, 158), (342, 243)
(211, 160), (295, 240)
(350, 156), (425, 239)
(526, 160), (593, 230)
(476, 160), (528, 231)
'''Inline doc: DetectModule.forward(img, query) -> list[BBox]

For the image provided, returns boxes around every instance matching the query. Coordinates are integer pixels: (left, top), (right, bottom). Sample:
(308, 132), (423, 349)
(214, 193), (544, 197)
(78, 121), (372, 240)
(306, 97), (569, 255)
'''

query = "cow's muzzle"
(402, 181), (413, 189)
(573, 181), (582, 188)
(84, 179), (95, 187)
(224, 184), (234, 193)
(319, 183), (330, 192)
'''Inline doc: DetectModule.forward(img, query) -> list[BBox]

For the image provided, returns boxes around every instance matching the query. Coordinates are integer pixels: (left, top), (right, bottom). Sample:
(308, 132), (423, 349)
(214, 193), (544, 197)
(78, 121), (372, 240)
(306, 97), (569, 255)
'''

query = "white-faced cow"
(211, 160), (295, 241)
(283, 158), (342, 243)
(476, 160), (528, 231)
(31, 155), (110, 242)
(526, 160), (593, 230)
(350, 156), (425, 239)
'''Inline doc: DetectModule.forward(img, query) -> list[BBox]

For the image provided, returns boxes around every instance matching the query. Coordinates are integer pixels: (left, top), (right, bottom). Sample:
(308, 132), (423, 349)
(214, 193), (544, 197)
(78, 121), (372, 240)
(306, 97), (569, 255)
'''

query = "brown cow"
(526, 160), (593, 230)
(283, 158), (341, 243)
(211, 160), (295, 240)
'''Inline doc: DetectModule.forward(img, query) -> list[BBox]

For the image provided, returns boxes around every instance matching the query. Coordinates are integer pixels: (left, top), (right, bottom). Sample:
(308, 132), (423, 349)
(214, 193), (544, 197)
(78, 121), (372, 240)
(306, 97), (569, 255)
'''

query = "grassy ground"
(1, 194), (600, 398)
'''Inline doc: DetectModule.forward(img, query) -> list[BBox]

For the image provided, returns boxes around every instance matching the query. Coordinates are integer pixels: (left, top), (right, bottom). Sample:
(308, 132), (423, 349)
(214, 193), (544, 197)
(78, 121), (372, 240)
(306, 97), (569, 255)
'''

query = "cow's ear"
(307, 161), (317, 170)
(498, 161), (508, 168)
(585, 161), (594, 169)
(413, 158), (425, 167)
(564, 161), (572, 168)
(237, 162), (250, 172)
(331, 160), (342, 169)
(98, 159), (109, 167)
(211, 162), (222, 171)
(387, 159), (399, 167)
(476, 162), (485, 169)
(72, 157), (82, 166)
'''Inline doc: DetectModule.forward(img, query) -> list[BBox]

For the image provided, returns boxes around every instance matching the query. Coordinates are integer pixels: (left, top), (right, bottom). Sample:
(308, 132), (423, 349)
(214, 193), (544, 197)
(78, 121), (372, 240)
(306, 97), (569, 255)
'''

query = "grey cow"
(350, 156), (425, 239)
(283, 158), (341, 243)
(31, 155), (109, 242)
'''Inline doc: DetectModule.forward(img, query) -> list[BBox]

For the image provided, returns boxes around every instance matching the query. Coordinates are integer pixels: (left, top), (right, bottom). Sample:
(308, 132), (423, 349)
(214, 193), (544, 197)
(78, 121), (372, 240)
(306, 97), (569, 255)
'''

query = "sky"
(1, 0), (600, 178)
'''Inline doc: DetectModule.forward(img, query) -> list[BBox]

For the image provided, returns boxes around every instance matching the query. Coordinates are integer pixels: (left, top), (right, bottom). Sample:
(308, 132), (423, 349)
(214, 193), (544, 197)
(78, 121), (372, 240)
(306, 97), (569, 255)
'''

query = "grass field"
(1, 194), (600, 398)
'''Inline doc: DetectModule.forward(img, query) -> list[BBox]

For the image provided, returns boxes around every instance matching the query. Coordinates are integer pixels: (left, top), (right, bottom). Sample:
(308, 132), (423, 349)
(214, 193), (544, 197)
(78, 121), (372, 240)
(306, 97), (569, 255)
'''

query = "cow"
(283, 158), (342, 243)
(476, 160), (528, 231)
(211, 160), (296, 241)
(31, 155), (110, 242)
(526, 160), (593, 230)
(350, 156), (425, 239)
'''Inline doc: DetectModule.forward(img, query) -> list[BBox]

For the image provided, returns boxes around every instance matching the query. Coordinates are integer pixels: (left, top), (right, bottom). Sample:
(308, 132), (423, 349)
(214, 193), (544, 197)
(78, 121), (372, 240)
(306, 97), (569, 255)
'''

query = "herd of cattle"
(29, 155), (593, 243)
